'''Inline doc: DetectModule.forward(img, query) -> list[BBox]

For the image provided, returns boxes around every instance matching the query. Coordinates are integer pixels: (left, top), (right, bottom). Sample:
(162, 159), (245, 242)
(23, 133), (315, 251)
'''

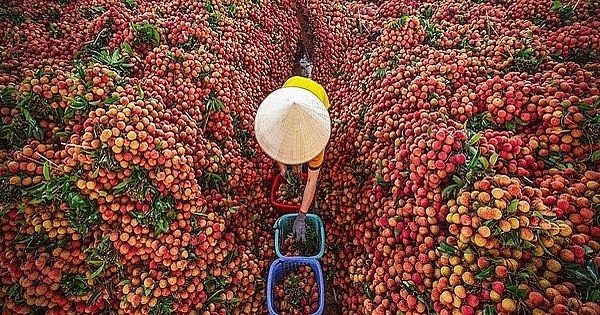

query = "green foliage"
(531, 18), (547, 26)
(283, 274), (309, 308)
(204, 275), (229, 305)
(551, 0), (575, 23)
(7, 283), (26, 305)
(91, 48), (134, 75)
(13, 230), (54, 253)
(567, 48), (600, 66)
(149, 297), (174, 315)
(92, 142), (120, 171)
(201, 171), (227, 193)
(418, 13), (442, 47)
(282, 171), (304, 199)
(205, 1), (222, 31)
(0, 6), (29, 24)
(112, 166), (156, 201)
(374, 67), (387, 79)
(61, 273), (90, 297)
(0, 176), (23, 205)
(580, 99), (600, 145)
(504, 117), (527, 132)
(483, 305), (498, 315)
(132, 22), (160, 46)
(387, 15), (410, 30)
(285, 224), (319, 256)
(84, 21), (114, 51)
(26, 174), (100, 236)
(64, 189), (99, 236)
(537, 151), (573, 171)
(421, 6), (433, 19)
(62, 95), (101, 120)
(206, 96), (225, 112)
(84, 235), (122, 280)
(562, 260), (600, 302)
(442, 132), (498, 199)
(0, 88), (46, 148)
(112, 164), (174, 236)
(458, 36), (476, 51)
(131, 194), (175, 236)
(231, 114), (256, 158)
(226, 2), (236, 17)
(179, 36), (201, 51)
(78, 6), (105, 19)
(47, 24), (63, 38)
(121, 0), (137, 10)
(437, 242), (458, 256)
(509, 48), (546, 74)
(400, 280), (434, 314)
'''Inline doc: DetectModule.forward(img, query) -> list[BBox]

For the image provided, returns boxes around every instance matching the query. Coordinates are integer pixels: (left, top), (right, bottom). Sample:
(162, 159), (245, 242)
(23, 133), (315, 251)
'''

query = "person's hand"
(293, 212), (307, 242)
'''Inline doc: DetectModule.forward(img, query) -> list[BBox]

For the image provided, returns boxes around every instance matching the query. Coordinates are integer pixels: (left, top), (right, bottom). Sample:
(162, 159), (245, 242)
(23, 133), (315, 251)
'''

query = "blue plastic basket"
(267, 258), (325, 315)
(274, 214), (325, 259)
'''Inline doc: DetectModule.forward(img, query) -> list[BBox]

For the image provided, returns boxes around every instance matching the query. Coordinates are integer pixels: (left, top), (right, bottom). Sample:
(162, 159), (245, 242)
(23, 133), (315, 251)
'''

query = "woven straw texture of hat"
(255, 86), (331, 165)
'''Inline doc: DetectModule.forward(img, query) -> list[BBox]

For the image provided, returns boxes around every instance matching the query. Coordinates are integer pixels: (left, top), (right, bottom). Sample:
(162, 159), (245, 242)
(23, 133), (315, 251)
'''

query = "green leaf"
(104, 97), (119, 105)
(394, 227), (400, 237)
(43, 162), (51, 180)
(442, 184), (458, 199)
(489, 153), (499, 167)
(112, 180), (129, 194)
(136, 84), (144, 99)
(92, 167), (100, 178)
(508, 199), (519, 212)
(468, 133), (481, 145)
(121, 41), (134, 55)
(87, 290), (102, 306)
(476, 265), (494, 280)
(87, 263), (105, 279)
(592, 150), (600, 163)
(468, 146), (478, 155)
(479, 156), (489, 169)
(551, 0), (563, 11)
(468, 147), (482, 169)
(515, 117), (527, 126)
(452, 175), (465, 186)
(438, 242), (457, 256)
(483, 305), (497, 315)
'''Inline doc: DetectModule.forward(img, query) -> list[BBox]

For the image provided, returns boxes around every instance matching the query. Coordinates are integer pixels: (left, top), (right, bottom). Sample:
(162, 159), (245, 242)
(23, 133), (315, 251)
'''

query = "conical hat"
(255, 86), (331, 165)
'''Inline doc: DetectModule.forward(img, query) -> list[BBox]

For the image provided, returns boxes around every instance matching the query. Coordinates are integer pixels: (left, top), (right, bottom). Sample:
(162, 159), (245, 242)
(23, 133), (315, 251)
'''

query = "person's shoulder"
(284, 76), (314, 86)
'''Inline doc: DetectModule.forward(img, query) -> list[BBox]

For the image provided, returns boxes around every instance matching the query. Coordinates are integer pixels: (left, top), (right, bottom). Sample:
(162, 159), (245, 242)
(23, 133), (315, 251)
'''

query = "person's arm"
(293, 168), (319, 242)
(299, 168), (319, 214)
(277, 161), (287, 175)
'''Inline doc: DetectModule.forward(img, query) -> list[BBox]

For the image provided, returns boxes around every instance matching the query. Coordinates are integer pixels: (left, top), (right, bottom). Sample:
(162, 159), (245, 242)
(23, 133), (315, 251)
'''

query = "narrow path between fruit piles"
(289, 5), (344, 315)
(292, 8), (315, 77)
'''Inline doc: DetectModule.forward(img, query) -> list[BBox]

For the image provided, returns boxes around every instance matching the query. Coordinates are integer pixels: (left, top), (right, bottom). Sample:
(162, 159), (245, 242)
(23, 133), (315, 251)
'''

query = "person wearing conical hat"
(255, 76), (331, 242)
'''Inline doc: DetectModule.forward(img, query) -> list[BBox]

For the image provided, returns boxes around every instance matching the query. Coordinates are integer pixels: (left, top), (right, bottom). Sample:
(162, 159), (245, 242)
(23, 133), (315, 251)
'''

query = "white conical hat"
(255, 86), (331, 165)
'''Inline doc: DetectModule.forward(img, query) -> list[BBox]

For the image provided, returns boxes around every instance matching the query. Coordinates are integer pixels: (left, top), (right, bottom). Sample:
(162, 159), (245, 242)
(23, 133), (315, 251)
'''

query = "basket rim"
(266, 257), (325, 315)
(269, 173), (310, 212)
(274, 214), (325, 259)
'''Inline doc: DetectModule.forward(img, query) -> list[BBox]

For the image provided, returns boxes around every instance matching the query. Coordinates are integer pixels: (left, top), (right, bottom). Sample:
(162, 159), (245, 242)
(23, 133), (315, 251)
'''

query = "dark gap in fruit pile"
(282, 222), (319, 257)
(275, 172), (305, 206)
(274, 265), (319, 314)
(292, 7), (315, 77)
